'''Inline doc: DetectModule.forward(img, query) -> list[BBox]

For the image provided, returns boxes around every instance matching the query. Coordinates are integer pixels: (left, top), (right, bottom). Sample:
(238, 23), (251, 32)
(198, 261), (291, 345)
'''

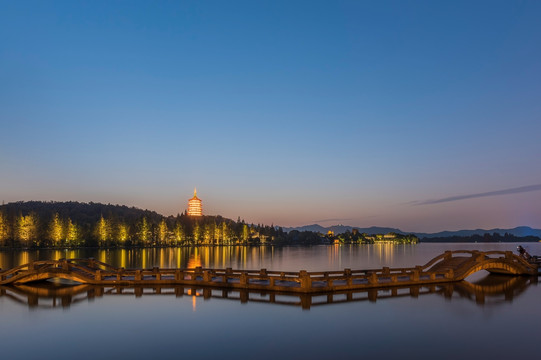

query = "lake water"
(1, 243), (540, 360)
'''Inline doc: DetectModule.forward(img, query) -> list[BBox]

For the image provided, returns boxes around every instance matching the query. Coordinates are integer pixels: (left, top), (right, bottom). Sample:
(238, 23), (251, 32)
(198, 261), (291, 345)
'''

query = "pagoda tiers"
(187, 188), (202, 216)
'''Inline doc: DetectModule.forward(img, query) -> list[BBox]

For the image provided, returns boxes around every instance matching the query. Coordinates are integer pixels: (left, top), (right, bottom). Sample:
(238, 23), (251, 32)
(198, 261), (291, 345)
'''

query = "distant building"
(187, 188), (202, 216)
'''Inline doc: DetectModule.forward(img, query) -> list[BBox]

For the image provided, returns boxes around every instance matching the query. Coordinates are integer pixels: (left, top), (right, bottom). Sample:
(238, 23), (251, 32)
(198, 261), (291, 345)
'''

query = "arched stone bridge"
(0, 250), (538, 293)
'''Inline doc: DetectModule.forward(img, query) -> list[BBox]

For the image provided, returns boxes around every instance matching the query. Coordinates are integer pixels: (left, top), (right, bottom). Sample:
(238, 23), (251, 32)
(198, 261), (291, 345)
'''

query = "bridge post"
(446, 269), (454, 280)
(175, 270), (182, 281)
(444, 251), (452, 260)
(224, 268), (232, 284)
(240, 272), (248, 286)
(300, 270), (311, 290)
(194, 266), (203, 281)
(300, 294), (311, 310)
(411, 270), (420, 282)
(62, 260), (69, 271)
(95, 270), (102, 281)
(203, 288), (211, 299)
(203, 270), (212, 282)
(135, 270), (142, 281)
(369, 272), (378, 285)
(474, 251), (485, 262)
(344, 269), (352, 286)
(382, 267), (390, 276)
(240, 290), (248, 303)
(28, 294), (38, 307)
(368, 289), (377, 302)
(117, 268), (124, 281)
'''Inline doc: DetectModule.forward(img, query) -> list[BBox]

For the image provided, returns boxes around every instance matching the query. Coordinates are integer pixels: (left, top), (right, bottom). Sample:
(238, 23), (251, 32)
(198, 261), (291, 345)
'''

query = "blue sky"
(1, 1), (540, 231)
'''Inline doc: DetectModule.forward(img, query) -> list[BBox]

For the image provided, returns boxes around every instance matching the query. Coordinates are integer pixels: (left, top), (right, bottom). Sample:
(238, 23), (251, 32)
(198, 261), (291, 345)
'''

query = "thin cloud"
(313, 218), (353, 223)
(413, 184), (541, 205)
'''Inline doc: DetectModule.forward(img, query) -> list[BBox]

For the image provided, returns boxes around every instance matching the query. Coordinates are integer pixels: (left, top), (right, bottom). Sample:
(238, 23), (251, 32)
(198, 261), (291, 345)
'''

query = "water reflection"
(2, 243), (539, 272)
(0, 245), (422, 271)
(1, 274), (535, 310)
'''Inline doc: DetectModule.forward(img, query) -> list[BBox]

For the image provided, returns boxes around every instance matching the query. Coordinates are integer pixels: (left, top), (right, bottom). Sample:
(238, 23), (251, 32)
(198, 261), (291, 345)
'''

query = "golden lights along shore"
(187, 188), (202, 216)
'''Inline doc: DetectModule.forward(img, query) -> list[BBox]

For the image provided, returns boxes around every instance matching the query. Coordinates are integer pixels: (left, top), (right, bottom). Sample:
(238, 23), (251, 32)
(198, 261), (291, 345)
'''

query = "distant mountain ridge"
(283, 224), (541, 238)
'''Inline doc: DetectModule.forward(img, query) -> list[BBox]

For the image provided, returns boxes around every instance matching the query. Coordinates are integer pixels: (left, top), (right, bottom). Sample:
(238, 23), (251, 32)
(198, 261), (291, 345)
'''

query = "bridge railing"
(2, 250), (537, 289)
(1, 258), (456, 288)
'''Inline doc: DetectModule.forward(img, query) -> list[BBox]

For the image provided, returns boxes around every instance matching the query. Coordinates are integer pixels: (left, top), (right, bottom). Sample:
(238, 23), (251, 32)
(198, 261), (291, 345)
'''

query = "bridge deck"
(0, 250), (538, 294)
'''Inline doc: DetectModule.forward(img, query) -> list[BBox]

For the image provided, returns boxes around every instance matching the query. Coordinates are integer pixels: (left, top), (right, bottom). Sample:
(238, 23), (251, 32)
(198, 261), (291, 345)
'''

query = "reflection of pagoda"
(187, 188), (202, 216)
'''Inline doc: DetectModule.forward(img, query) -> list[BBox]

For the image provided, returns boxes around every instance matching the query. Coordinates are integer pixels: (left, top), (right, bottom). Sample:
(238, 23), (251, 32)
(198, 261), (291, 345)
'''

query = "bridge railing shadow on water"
(0, 274), (536, 310)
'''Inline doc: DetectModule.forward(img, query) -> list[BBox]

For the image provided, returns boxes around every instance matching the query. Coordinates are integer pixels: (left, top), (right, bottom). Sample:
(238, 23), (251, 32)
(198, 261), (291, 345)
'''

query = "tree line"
(0, 201), (283, 248)
(0, 201), (441, 249)
(420, 233), (541, 243)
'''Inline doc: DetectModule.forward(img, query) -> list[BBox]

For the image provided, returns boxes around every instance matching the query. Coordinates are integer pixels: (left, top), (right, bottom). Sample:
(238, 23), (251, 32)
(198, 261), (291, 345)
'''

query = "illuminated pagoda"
(187, 188), (203, 216)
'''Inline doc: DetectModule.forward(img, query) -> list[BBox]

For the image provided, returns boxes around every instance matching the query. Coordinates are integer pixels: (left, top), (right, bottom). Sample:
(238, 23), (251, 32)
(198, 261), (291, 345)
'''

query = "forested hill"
(1, 201), (163, 226)
(0, 201), (281, 248)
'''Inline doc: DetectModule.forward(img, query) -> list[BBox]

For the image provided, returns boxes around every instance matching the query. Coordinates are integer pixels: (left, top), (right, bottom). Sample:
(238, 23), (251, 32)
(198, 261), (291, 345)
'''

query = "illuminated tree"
(137, 217), (151, 244)
(242, 224), (249, 242)
(158, 219), (167, 244)
(222, 222), (230, 244)
(17, 213), (38, 246)
(174, 223), (185, 245)
(193, 222), (201, 244)
(203, 222), (213, 244)
(0, 211), (9, 246)
(49, 213), (64, 244)
(214, 221), (222, 244)
(66, 218), (80, 245)
(96, 215), (110, 245)
(118, 223), (129, 242)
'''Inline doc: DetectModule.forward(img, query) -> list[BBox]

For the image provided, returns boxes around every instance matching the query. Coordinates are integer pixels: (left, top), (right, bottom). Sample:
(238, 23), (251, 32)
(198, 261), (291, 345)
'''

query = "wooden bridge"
(0, 250), (538, 293)
(1, 275), (535, 310)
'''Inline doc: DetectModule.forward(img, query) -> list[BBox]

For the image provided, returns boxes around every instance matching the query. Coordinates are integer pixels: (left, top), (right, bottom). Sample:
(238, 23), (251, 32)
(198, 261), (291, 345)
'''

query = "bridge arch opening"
(461, 261), (532, 281)
(45, 277), (84, 286)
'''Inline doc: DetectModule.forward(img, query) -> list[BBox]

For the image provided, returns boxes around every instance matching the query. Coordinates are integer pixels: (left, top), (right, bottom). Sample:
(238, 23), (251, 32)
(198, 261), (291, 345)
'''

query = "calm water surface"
(1, 243), (540, 360)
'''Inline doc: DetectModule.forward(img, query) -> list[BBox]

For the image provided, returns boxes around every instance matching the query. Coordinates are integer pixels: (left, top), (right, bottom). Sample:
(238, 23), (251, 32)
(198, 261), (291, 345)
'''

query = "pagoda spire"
(194, 187), (197, 197)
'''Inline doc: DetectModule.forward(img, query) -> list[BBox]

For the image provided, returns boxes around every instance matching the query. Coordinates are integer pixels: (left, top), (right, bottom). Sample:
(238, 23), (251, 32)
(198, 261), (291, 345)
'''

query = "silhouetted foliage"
(421, 232), (541, 243)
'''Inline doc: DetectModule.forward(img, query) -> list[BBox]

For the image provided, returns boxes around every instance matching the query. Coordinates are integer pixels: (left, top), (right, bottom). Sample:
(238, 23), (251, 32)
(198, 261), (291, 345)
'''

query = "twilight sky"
(1, 1), (541, 232)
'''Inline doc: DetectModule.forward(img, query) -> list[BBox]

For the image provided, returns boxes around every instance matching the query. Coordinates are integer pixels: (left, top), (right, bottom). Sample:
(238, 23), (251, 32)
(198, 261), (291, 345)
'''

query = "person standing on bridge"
(517, 246), (532, 261)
